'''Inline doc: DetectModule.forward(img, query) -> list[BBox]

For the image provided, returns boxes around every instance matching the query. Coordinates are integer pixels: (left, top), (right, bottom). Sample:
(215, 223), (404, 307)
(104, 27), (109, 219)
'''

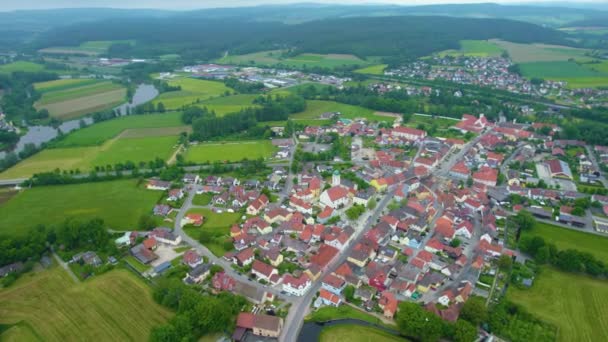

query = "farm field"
(217, 50), (372, 69)
(0, 61), (45, 73)
(0, 135), (179, 179)
(519, 61), (608, 88)
(354, 64), (388, 75)
(185, 140), (277, 163)
(0, 179), (162, 235)
(54, 112), (184, 147)
(291, 100), (388, 122)
(34, 79), (127, 120)
(520, 221), (608, 263)
(508, 267), (608, 342)
(39, 40), (133, 56)
(197, 94), (258, 116)
(437, 40), (505, 57)
(492, 40), (593, 63)
(320, 325), (405, 342)
(152, 78), (232, 110)
(0, 267), (171, 341)
(34, 78), (98, 92)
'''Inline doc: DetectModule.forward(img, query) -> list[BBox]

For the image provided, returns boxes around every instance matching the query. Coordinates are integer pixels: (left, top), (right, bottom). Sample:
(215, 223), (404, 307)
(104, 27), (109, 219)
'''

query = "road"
(585, 145), (608, 188)
(435, 129), (490, 178)
(52, 252), (79, 283)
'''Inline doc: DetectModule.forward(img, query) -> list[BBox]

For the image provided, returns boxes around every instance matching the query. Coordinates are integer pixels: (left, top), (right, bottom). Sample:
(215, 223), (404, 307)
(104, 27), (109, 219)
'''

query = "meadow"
(405, 114), (459, 130)
(217, 50), (372, 69)
(183, 208), (242, 256)
(197, 94), (258, 116)
(185, 140), (277, 163)
(291, 100), (389, 122)
(320, 325), (405, 342)
(519, 61), (608, 88)
(508, 267), (608, 342)
(54, 112), (184, 147)
(34, 79), (127, 120)
(0, 179), (162, 234)
(437, 40), (505, 57)
(492, 40), (593, 63)
(39, 40), (133, 56)
(0, 135), (178, 179)
(354, 64), (388, 75)
(0, 61), (45, 74)
(0, 267), (171, 341)
(152, 78), (232, 110)
(520, 221), (608, 263)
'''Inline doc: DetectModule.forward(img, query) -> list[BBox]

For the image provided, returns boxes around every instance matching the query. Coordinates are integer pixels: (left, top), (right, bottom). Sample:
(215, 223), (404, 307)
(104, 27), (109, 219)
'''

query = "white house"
(319, 186), (352, 209)
(282, 274), (311, 296)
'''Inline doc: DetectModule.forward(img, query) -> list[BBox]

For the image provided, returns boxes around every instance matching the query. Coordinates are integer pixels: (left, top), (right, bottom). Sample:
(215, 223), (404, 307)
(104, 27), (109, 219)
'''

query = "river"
(0, 84), (158, 159)
(297, 318), (405, 342)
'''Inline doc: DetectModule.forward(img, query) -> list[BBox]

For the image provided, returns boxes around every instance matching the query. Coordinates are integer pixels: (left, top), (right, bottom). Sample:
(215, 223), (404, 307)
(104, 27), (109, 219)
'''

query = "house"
(234, 313), (284, 341)
(233, 247), (255, 267)
(544, 159), (573, 179)
(183, 173), (200, 184)
(317, 206), (335, 223)
(290, 196), (313, 215)
(251, 260), (278, 282)
(320, 186), (352, 209)
(262, 248), (284, 267)
(0, 262), (24, 277)
(472, 167), (498, 187)
(182, 250), (203, 268)
(183, 263), (211, 284)
(378, 291), (398, 319)
(246, 194), (269, 215)
(455, 221), (473, 239)
(354, 188), (375, 206)
(310, 244), (339, 270)
(264, 208), (292, 225)
(322, 273), (346, 295)
(146, 179), (171, 191)
(149, 227), (182, 245)
(72, 251), (102, 267)
(153, 204), (171, 217)
(317, 289), (342, 307)
(449, 162), (470, 180)
(130, 244), (158, 264)
(212, 271), (236, 291)
(453, 114), (490, 133)
(391, 126), (426, 141)
(180, 213), (204, 227)
(282, 273), (311, 296)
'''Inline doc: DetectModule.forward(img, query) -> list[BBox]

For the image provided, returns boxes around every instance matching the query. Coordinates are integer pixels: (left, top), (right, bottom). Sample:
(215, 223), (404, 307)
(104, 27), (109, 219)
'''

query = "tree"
(396, 302), (444, 342)
(513, 210), (535, 231)
(367, 198), (377, 210)
(450, 238), (462, 248)
(460, 296), (488, 326)
(453, 319), (477, 342)
(343, 285), (355, 302)
(497, 255), (513, 272)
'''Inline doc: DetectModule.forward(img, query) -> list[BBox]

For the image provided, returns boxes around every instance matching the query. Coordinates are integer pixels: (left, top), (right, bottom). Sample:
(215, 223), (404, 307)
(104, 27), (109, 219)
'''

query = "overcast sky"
(2, 1), (606, 11)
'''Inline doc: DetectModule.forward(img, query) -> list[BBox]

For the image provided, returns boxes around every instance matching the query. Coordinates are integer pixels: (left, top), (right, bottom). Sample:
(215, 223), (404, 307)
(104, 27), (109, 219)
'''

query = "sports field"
(34, 79), (127, 120)
(185, 140), (277, 163)
(197, 94), (259, 116)
(492, 40), (593, 63)
(55, 112), (184, 147)
(320, 325), (405, 342)
(0, 61), (45, 74)
(152, 78), (232, 110)
(0, 268), (170, 341)
(519, 61), (608, 88)
(0, 135), (178, 179)
(520, 221), (608, 263)
(508, 267), (608, 342)
(217, 50), (371, 69)
(291, 100), (388, 122)
(0, 179), (162, 235)
(354, 64), (388, 75)
(437, 40), (505, 57)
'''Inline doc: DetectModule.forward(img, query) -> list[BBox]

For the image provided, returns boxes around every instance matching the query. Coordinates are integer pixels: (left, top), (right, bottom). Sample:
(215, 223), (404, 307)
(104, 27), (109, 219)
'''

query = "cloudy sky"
(2, 1), (606, 11)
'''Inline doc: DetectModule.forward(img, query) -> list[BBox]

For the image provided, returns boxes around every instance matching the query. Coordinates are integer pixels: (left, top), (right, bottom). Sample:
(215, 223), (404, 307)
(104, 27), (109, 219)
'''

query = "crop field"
(33, 78), (99, 92)
(520, 221), (608, 263)
(437, 40), (505, 57)
(519, 61), (608, 88)
(291, 100), (388, 122)
(354, 64), (388, 75)
(34, 80), (127, 120)
(320, 325), (405, 342)
(197, 94), (258, 116)
(0, 179), (161, 235)
(0, 135), (178, 179)
(54, 112), (184, 147)
(508, 267), (608, 342)
(0, 267), (170, 341)
(492, 40), (593, 63)
(217, 50), (371, 69)
(185, 140), (277, 163)
(39, 40), (133, 56)
(152, 78), (232, 110)
(0, 61), (45, 74)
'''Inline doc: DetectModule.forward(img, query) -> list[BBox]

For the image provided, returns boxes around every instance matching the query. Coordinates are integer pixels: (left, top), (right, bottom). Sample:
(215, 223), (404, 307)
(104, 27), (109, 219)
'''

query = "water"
(0, 84), (158, 159)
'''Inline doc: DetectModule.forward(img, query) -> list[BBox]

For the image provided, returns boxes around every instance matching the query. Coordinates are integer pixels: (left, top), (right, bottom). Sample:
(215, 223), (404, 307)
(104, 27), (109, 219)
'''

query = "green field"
(354, 64), (388, 75)
(54, 112), (185, 147)
(437, 40), (505, 57)
(0, 179), (162, 235)
(292, 100), (388, 122)
(560, 27), (608, 36)
(34, 79), (127, 120)
(197, 94), (258, 116)
(0, 61), (45, 74)
(183, 208), (242, 256)
(519, 61), (608, 88)
(492, 40), (594, 63)
(306, 305), (396, 328)
(192, 193), (213, 206)
(0, 267), (170, 341)
(39, 40), (133, 56)
(185, 140), (277, 163)
(217, 50), (372, 69)
(508, 268), (608, 342)
(405, 114), (460, 130)
(320, 324), (405, 342)
(521, 221), (608, 263)
(152, 78), (232, 110)
(0, 135), (178, 179)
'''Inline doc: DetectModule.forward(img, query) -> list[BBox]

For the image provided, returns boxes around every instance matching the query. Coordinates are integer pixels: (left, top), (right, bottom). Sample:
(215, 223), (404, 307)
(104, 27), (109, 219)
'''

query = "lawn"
(0, 179), (162, 235)
(197, 94), (258, 116)
(124, 255), (151, 273)
(521, 221), (608, 263)
(0, 267), (171, 341)
(54, 112), (184, 147)
(519, 61), (608, 88)
(306, 305), (396, 328)
(192, 193), (213, 206)
(508, 267), (608, 342)
(492, 40), (593, 63)
(89, 135), (178, 168)
(183, 208), (242, 257)
(437, 40), (505, 57)
(291, 100), (388, 122)
(320, 324), (405, 342)
(0, 61), (45, 73)
(185, 140), (277, 163)
(217, 50), (371, 69)
(152, 78), (232, 110)
(354, 64), (388, 75)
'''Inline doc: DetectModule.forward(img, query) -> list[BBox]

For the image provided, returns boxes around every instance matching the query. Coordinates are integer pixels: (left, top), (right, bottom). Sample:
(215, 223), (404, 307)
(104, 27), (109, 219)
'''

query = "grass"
(1, 135), (178, 179)
(124, 255), (151, 273)
(39, 40), (133, 56)
(152, 78), (232, 110)
(217, 50), (371, 69)
(292, 100), (387, 122)
(521, 221), (608, 263)
(197, 94), (258, 116)
(405, 114), (459, 129)
(519, 61), (608, 88)
(54, 112), (184, 147)
(0, 61), (45, 74)
(34, 79), (99, 92)
(0, 267), (170, 341)
(354, 64), (388, 75)
(437, 40), (505, 57)
(183, 208), (242, 256)
(492, 40), (594, 63)
(185, 140), (277, 163)
(306, 305), (396, 329)
(508, 267), (608, 342)
(320, 324), (405, 342)
(0, 179), (162, 235)
(192, 193), (213, 206)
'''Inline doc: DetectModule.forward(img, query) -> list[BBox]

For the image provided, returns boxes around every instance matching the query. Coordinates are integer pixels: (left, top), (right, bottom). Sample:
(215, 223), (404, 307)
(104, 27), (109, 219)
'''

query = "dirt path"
(167, 144), (184, 165)
(52, 252), (80, 284)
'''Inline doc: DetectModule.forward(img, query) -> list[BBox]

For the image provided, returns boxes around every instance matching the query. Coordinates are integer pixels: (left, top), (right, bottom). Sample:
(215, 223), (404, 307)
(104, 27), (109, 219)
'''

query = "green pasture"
(185, 140), (277, 163)
(291, 100), (387, 122)
(152, 78), (233, 110)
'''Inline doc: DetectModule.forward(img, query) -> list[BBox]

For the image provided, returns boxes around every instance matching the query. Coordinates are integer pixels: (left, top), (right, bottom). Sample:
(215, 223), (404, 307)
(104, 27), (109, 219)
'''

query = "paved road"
(585, 145), (608, 188)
